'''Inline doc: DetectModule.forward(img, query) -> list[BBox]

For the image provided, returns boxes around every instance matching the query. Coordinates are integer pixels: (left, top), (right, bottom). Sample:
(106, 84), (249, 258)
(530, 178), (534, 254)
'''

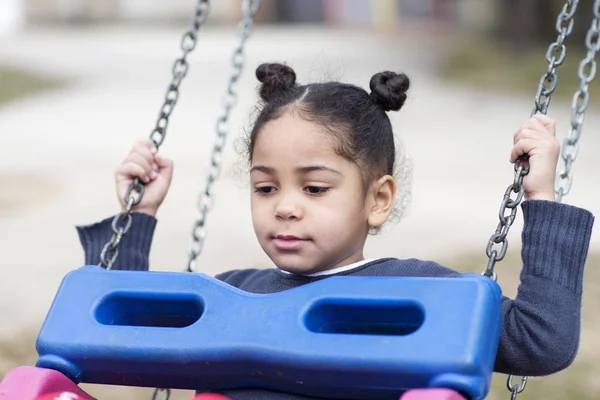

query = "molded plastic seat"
(37, 265), (502, 399)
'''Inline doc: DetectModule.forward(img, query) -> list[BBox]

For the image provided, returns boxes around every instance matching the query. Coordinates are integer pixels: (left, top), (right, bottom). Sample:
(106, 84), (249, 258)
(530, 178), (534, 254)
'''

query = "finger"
(132, 141), (157, 169)
(512, 128), (535, 144)
(532, 113), (554, 126)
(532, 114), (556, 135)
(514, 128), (539, 143)
(155, 153), (174, 181)
(126, 152), (154, 177)
(117, 162), (151, 183)
(137, 138), (158, 154)
(521, 117), (551, 136)
(521, 119), (540, 130)
(510, 138), (535, 163)
(154, 153), (172, 168)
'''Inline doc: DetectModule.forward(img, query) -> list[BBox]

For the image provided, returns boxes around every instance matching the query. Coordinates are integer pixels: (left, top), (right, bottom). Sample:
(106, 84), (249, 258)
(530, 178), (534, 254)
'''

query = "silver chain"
(146, 3), (259, 396)
(483, 0), (579, 282)
(533, 0), (580, 115)
(507, 375), (527, 400)
(186, 0), (260, 273)
(503, 1), (600, 397)
(98, 0), (210, 270)
(481, 0), (581, 397)
(141, 2), (212, 397)
(555, 0), (600, 202)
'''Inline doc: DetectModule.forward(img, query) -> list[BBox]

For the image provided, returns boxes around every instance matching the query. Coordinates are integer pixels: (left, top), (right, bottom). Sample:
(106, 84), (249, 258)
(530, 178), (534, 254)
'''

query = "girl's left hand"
(510, 113), (560, 201)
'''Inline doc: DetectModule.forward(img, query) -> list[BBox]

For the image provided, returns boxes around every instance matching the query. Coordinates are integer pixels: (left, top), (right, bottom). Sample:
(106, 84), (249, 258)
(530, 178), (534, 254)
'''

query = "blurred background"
(1, 0), (600, 399)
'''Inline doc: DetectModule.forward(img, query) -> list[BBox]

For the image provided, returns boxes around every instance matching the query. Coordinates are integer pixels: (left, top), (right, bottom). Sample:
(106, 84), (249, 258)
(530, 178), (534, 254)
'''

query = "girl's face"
(250, 111), (379, 275)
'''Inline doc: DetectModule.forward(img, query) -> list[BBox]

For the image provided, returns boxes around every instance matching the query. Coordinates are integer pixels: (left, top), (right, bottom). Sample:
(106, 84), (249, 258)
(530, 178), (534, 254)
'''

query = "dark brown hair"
(247, 63), (409, 189)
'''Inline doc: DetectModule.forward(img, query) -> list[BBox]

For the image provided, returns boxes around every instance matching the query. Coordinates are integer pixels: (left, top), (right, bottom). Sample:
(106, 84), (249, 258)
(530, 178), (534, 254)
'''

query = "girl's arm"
(493, 200), (593, 376)
(76, 212), (157, 271)
(76, 138), (172, 270)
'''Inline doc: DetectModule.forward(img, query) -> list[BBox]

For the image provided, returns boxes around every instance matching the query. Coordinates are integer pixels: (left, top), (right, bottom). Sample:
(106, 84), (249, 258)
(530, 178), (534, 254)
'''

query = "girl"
(78, 63), (594, 399)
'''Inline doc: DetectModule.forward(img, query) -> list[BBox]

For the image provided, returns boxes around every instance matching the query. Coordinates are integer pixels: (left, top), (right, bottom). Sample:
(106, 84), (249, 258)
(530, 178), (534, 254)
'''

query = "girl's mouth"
(273, 235), (307, 251)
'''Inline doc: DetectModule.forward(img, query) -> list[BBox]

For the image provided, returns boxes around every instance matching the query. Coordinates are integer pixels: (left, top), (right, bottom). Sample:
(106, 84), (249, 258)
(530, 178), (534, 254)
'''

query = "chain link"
(99, 0), (210, 269)
(151, 388), (171, 400)
(533, 0), (580, 115)
(99, 181), (144, 269)
(186, 0), (260, 272)
(507, 375), (527, 400)
(482, 163), (527, 280)
(555, 0), (600, 201)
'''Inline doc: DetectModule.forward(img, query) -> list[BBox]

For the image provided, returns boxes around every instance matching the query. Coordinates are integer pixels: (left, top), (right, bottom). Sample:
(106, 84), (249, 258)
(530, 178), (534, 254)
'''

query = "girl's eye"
(304, 186), (329, 195)
(254, 186), (277, 195)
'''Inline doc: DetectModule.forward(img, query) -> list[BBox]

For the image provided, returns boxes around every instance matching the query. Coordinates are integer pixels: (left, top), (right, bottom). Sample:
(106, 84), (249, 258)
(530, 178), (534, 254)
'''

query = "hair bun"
(256, 63), (297, 102)
(369, 71), (410, 112)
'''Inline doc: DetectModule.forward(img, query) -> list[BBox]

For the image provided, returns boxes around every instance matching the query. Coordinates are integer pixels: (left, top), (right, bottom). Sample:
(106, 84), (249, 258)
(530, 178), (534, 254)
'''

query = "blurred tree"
(495, 0), (595, 51)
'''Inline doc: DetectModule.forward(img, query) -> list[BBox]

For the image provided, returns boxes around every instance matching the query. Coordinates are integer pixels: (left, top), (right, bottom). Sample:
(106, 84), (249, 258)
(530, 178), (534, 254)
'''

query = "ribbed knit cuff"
(520, 200), (594, 294)
(76, 212), (157, 271)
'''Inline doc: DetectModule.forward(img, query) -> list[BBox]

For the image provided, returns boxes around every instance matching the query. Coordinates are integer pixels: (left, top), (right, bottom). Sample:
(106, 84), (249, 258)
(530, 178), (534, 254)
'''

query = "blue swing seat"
(36, 265), (502, 400)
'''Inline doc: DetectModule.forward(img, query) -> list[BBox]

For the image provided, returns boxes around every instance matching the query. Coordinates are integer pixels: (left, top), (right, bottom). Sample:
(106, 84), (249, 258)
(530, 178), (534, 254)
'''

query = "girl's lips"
(276, 235), (302, 240)
(273, 235), (306, 251)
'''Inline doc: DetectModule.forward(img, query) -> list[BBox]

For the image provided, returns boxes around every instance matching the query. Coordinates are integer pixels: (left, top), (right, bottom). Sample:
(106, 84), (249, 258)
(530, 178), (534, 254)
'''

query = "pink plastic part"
(0, 366), (95, 400)
(400, 388), (466, 400)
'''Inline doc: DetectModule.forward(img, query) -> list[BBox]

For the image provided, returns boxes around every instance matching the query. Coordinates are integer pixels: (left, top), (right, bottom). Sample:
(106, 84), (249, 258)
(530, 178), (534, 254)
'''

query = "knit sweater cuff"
(76, 212), (157, 271)
(520, 200), (594, 294)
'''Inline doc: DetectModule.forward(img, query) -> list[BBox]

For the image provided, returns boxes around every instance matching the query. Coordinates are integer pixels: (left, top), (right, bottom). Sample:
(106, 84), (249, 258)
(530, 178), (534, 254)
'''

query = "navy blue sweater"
(77, 200), (594, 399)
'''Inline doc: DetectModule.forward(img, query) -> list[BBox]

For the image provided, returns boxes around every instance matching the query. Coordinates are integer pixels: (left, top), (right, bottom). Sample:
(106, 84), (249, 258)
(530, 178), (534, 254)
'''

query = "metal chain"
(151, 388), (171, 400)
(507, 375), (527, 400)
(533, 0), (580, 115)
(555, 0), (600, 201)
(483, 1), (582, 397)
(186, 0), (260, 273)
(509, 2), (600, 397)
(98, 0), (211, 270)
(484, 0), (579, 282)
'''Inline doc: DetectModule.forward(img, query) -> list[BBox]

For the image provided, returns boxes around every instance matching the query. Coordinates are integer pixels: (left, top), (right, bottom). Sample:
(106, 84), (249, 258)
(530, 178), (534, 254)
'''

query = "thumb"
(155, 153), (174, 180)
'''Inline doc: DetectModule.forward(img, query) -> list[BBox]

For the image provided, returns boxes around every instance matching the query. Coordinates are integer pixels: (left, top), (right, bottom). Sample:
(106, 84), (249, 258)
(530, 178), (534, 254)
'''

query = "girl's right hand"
(115, 138), (174, 216)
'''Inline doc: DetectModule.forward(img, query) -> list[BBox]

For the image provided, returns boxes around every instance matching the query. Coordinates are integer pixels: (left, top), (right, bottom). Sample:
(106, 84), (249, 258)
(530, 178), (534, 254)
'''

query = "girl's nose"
(274, 193), (302, 220)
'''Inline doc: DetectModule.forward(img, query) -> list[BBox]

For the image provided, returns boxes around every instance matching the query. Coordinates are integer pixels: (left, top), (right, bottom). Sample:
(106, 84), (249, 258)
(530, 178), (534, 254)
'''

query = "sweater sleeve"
(493, 200), (594, 376)
(76, 213), (157, 271)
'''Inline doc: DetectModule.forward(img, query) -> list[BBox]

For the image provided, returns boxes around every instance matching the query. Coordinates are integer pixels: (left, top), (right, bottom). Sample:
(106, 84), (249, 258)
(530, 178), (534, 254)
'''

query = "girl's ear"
(367, 175), (396, 228)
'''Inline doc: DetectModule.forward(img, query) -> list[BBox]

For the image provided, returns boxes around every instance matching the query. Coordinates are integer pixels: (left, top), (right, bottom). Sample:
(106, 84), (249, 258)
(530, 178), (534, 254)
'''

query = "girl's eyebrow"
(250, 165), (342, 176)
(296, 165), (342, 175)
(250, 165), (275, 175)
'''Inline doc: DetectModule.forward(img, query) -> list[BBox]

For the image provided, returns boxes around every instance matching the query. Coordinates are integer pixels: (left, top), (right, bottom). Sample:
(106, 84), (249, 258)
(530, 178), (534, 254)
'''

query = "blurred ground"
(1, 24), (599, 399)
